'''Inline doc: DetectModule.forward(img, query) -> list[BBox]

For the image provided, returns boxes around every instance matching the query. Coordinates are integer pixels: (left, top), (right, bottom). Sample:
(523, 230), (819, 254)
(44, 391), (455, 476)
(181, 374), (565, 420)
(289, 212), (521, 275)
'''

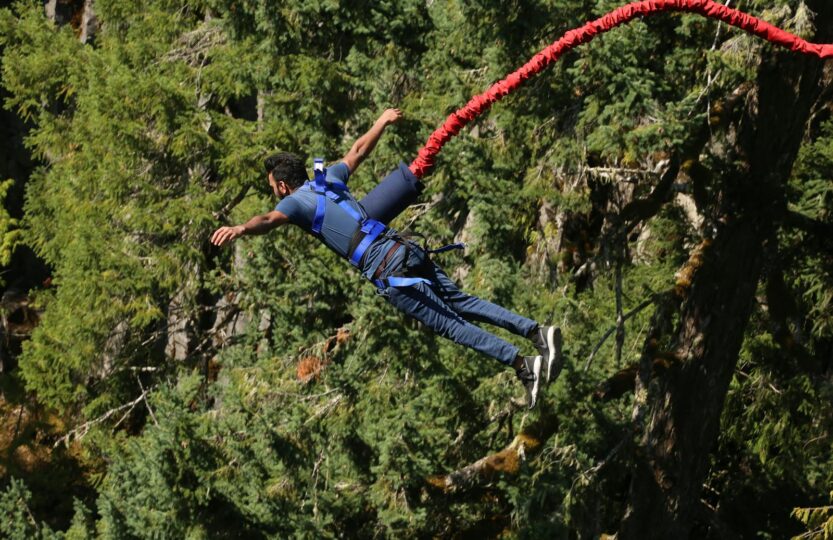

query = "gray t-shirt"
(275, 162), (399, 279)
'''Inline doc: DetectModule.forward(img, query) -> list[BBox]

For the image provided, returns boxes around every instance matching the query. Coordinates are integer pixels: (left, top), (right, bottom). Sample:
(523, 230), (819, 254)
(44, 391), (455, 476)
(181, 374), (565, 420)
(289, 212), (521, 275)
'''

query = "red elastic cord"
(409, 0), (833, 178)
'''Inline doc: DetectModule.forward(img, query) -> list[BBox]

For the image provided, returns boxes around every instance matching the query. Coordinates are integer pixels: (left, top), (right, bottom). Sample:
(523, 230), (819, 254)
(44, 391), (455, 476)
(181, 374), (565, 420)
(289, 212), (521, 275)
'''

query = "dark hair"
(264, 152), (309, 190)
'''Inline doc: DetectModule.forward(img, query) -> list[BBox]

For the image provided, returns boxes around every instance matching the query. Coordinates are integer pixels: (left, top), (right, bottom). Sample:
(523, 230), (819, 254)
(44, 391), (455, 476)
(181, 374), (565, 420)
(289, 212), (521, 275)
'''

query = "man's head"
(264, 152), (309, 198)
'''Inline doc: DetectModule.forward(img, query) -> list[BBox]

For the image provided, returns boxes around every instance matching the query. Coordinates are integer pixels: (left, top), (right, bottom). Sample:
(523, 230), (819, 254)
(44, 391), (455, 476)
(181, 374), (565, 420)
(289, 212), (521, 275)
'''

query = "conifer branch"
(600, 82), (751, 249)
(785, 211), (833, 244)
(615, 157), (681, 236)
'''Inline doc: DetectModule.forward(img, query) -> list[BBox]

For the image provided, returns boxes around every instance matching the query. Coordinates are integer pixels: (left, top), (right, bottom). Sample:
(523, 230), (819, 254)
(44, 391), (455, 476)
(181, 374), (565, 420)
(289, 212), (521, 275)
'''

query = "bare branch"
(304, 394), (343, 425)
(54, 385), (157, 448)
(583, 297), (655, 372)
(582, 166), (659, 184)
(162, 23), (226, 67)
(400, 192), (444, 233)
(212, 185), (251, 224)
(137, 375), (159, 426)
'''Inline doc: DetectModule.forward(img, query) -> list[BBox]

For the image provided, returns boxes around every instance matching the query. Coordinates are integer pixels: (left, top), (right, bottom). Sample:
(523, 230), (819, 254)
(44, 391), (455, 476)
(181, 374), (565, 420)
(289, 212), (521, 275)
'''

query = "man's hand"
(380, 108), (402, 126)
(211, 225), (245, 247)
(342, 108), (404, 173)
(211, 211), (287, 245)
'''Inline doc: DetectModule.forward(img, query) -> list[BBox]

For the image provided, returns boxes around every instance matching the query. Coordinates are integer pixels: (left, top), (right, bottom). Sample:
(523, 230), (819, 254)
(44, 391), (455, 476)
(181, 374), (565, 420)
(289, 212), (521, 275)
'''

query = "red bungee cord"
(408, 0), (833, 179)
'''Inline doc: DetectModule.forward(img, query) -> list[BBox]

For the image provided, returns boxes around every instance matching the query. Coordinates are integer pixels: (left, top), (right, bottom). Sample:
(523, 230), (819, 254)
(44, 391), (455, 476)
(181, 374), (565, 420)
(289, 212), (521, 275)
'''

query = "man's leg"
(359, 163), (424, 225)
(423, 261), (538, 338)
(384, 282), (520, 365)
(386, 282), (543, 408)
(414, 257), (563, 387)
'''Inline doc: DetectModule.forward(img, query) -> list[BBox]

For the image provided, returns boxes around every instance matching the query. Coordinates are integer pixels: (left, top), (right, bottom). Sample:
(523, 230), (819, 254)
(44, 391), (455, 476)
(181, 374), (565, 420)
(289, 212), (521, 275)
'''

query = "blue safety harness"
(304, 158), (461, 290)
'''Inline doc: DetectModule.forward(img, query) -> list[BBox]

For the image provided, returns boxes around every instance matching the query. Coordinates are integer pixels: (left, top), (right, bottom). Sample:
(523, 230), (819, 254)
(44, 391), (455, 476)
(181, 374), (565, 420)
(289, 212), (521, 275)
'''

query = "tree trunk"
(619, 5), (833, 537)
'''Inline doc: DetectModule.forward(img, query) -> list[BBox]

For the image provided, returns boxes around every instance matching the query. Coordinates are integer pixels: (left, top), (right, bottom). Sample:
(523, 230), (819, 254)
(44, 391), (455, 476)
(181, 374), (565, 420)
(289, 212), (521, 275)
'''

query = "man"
(210, 109), (562, 408)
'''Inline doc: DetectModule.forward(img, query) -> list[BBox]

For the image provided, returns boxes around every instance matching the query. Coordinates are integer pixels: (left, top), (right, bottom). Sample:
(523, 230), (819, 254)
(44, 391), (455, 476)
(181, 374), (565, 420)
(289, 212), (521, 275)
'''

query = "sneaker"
(515, 355), (542, 409)
(531, 325), (563, 385)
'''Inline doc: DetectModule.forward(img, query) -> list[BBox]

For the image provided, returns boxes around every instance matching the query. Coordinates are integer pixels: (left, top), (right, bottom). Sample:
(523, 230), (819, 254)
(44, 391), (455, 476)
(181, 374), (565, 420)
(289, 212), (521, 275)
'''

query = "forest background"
(0, 0), (831, 538)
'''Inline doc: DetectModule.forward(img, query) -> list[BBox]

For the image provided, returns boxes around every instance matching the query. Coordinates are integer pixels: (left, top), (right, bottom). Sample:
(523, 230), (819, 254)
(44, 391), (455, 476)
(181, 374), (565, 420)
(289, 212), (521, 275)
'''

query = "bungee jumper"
(211, 0), (833, 409)
(210, 109), (562, 409)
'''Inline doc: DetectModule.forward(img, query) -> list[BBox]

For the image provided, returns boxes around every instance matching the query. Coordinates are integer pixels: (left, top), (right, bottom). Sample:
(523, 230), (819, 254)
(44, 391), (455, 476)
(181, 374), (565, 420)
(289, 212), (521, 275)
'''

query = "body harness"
(302, 158), (463, 290)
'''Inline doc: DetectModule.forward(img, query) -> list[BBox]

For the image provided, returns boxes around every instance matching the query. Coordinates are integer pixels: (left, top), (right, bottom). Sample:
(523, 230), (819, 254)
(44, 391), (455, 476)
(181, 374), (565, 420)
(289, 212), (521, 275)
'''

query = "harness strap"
(305, 159), (434, 290)
(312, 194), (326, 234)
(428, 242), (467, 254)
(397, 231), (467, 255)
(374, 276), (432, 289)
(306, 164), (386, 268)
(324, 186), (363, 222)
(308, 170), (362, 233)
(349, 220), (386, 267)
(310, 168), (328, 234)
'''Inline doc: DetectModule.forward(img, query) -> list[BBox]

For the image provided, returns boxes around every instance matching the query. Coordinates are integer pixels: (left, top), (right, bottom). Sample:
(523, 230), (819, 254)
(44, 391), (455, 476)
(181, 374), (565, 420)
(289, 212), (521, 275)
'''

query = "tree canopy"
(0, 0), (831, 538)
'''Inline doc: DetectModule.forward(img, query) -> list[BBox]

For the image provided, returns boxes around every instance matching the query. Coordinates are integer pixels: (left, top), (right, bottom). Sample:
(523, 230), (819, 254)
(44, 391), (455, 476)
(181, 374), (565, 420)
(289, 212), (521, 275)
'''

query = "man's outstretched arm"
(210, 210), (289, 247)
(341, 108), (402, 173)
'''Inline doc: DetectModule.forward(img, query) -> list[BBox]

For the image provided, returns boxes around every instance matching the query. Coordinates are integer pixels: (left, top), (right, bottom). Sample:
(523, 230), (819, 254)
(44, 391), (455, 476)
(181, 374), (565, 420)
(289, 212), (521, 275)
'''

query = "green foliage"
(790, 118), (833, 338)
(0, 0), (831, 537)
(0, 478), (61, 540)
(0, 178), (22, 268)
(792, 492), (833, 540)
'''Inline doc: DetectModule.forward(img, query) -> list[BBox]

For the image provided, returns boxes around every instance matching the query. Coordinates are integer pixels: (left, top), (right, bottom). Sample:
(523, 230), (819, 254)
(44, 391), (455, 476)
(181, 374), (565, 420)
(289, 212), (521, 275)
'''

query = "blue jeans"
(380, 244), (537, 364)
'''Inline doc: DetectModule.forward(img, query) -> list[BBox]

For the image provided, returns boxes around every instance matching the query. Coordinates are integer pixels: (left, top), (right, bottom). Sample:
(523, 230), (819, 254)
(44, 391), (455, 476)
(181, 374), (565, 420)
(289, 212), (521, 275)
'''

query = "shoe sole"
(529, 355), (542, 409)
(545, 327), (563, 385)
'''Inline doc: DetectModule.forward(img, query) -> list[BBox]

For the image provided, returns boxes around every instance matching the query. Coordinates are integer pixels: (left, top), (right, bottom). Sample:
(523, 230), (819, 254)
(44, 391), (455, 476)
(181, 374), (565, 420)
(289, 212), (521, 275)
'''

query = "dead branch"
(54, 385), (157, 448)
(137, 375), (159, 426)
(426, 410), (558, 494)
(583, 297), (655, 372)
(295, 326), (352, 361)
(304, 394), (343, 425)
(163, 23), (226, 67)
(400, 192), (444, 232)
(212, 185), (251, 224)
(292, 326), (353, 383)
(583, 167), (659, 184)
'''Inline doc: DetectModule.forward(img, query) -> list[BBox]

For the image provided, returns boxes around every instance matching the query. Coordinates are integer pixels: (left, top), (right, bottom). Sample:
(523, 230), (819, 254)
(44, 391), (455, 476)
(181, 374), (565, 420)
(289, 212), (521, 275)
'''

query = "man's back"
(274, 162), (399, 279)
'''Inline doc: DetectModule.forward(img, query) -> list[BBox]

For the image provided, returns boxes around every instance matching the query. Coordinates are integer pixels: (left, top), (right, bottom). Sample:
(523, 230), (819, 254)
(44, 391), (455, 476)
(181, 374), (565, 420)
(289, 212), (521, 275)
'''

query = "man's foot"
(530, 325), (563, 385)
(515, 355), (542, 409)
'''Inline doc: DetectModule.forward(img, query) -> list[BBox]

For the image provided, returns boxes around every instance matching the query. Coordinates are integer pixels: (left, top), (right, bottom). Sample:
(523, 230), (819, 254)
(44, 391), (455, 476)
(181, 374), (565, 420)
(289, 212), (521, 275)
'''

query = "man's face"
(268, 172), (292, 199)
